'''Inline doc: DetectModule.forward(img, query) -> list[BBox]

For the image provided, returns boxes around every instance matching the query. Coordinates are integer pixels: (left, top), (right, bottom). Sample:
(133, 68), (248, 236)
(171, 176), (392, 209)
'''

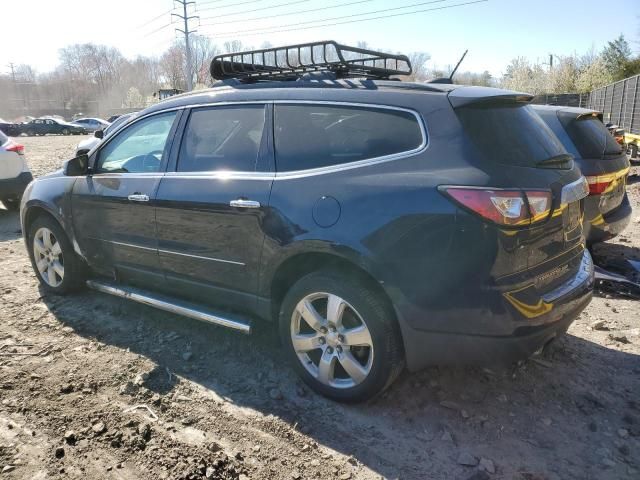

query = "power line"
(143, 22), (175, 38)
(199, 0), (374, 27)
(204, 0), (451, 34)
(198, 0), (244, 5)
(197, 0), (311, 22)
(209, 0), (488, 39)
(138, 8), (174, 29)
(197, 0), (265, 13)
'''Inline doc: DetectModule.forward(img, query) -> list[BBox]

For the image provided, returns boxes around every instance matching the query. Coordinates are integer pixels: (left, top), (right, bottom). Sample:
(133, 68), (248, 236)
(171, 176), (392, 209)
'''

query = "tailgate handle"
(560, 177), (589, 204)
(128, 193), (149, 202)
(230, 199), (261, 209)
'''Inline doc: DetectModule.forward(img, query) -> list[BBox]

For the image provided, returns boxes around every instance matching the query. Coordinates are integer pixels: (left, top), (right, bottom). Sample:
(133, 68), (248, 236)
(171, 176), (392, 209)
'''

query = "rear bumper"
(584, 194), (632, 244)
(399, 250), (594, 371)
(0, 171), (33, 199)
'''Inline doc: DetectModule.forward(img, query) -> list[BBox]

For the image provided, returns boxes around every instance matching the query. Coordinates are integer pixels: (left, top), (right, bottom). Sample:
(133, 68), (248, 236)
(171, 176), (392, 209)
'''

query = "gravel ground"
(0, 135), (639, 480)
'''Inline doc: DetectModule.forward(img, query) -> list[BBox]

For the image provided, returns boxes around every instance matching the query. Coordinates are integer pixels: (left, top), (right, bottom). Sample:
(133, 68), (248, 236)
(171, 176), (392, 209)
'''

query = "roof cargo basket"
(210, 40), (412, 82)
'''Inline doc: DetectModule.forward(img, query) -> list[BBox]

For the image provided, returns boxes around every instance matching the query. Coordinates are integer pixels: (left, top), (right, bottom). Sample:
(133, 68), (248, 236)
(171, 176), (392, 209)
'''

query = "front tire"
(27, 215), (86, 294)
(279, 270), (404, 403)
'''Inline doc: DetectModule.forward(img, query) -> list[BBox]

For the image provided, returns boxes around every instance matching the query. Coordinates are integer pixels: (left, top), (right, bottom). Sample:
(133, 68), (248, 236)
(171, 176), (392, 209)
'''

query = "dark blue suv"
(20, 42), (594, 402)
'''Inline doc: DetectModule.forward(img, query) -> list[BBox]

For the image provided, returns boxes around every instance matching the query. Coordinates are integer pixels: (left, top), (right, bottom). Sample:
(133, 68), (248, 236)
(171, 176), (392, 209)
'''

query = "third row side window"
(178, 105), (266, 172)
(274, 104), (424, 172)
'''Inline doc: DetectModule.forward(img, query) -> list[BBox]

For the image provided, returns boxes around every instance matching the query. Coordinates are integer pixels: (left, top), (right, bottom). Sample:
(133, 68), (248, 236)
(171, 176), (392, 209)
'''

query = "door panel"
(154, 104), (273, 309)
(71, 110), (180, 285)
(155, 174), (272, 300)
(72, 174), (164, 283)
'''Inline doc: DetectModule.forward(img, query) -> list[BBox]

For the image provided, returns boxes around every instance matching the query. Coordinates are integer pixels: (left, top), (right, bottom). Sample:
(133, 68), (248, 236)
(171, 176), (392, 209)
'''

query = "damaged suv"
(21, 42), (594, 402)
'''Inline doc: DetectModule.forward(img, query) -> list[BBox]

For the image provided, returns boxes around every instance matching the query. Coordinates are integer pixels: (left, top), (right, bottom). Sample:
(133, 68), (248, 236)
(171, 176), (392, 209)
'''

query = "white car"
(71, 117), (110, 132)
(75, 112), (137, 156)
(0, 130), (33, 210)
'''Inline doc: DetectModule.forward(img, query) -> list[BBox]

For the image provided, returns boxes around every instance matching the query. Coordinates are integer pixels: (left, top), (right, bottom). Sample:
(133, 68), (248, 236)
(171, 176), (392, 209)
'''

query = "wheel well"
(270, 253), (395, 321)
(23, 206), (57, 238)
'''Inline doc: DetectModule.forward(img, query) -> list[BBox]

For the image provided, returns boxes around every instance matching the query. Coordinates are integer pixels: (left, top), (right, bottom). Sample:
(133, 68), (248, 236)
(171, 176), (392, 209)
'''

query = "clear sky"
(2, 0), (638, 78)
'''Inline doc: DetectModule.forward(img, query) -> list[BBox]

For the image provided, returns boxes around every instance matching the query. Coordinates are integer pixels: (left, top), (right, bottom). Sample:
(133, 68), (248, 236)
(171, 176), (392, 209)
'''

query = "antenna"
(449, 49), (468, 80)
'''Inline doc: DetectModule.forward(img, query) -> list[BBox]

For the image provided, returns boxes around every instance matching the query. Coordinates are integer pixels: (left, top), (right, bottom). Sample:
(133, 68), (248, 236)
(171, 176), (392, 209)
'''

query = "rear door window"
(558, 113), (622, 159)
(274, 104), (424, 172)
(177, 105), (266, 172)
(457, 104), (568, 167)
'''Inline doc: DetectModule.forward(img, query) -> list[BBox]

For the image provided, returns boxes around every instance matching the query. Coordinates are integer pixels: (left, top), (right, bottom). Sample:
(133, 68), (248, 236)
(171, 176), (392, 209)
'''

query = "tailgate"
(453, 98), (589, 277)
(527, 175), (589, 276)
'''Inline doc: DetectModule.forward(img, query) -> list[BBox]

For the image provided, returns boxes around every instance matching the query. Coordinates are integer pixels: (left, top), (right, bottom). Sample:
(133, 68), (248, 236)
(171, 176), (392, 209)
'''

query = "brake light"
(5, 141), (24, 155)
(585, 176), (612, 195)
(441, 187), (552, 227)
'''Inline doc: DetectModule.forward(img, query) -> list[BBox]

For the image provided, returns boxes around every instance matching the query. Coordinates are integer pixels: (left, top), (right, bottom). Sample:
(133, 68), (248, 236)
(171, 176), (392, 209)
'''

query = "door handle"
(128, 194), (150, 202)
(229, 199), (261, 209)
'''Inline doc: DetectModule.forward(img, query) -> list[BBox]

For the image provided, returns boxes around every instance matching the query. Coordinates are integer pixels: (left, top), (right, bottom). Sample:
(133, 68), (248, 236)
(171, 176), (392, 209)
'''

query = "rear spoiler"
(575, 111), (603, 122)
(448, 86), (533, 108)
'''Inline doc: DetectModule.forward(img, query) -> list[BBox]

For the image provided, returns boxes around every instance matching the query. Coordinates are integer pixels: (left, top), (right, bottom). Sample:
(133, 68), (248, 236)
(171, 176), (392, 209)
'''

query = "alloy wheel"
(33, 227), (64, 287)
(290, 292), (374, 389)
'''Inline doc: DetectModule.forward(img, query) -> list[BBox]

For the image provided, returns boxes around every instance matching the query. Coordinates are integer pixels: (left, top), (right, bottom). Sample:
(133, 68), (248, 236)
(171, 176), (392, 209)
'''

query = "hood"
(37, 168), (65, 180)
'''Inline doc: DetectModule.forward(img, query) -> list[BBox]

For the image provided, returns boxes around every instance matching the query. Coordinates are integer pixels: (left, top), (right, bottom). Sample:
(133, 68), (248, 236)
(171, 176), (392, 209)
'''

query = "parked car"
(0, 119), (22, 137)
(0, 130), (33, 210)
(23, 118), (87, 136)
(20, 42), (594, 402)
(76, 112), (138, 156)
(532, 106), (631, 244)
(107, 115), (122, 123)
(72, 117), (110, 132)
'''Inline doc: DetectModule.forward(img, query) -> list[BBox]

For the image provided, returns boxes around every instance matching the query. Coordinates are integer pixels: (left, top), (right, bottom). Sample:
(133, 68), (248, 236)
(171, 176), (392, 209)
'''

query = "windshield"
(558, 113), (622, 159)
(457, 104), (568, 167)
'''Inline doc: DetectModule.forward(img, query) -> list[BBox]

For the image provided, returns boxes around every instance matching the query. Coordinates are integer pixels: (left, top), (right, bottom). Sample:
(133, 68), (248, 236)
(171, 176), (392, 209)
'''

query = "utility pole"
(172, 0), (199, 91)
(7, 62), (16, 83)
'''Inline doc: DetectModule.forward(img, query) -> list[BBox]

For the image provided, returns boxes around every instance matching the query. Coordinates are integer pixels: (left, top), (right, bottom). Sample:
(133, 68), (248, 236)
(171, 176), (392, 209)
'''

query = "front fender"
(21, 175), (80, 256)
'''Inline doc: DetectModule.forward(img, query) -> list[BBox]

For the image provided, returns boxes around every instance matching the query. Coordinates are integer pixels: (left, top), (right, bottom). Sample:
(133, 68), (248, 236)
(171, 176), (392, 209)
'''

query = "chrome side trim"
(164, 171), (275, 180)
(560, 176), (589, 204)
(91, 173), (165, 179)
(541, 250), (594, 303)
(86, 280), (251, 334)
(89, 238), (245, 266)
(88, 238), (157, 252)
(154, 100), (428, 180)
(158, 248), (245, 266)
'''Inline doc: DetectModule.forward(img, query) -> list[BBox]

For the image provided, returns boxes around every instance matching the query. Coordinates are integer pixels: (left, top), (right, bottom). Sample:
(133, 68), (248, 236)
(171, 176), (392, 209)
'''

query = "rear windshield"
(558, 113), (622, 159)
(0, 130), (7, 144)
(457, 104), (568, 166)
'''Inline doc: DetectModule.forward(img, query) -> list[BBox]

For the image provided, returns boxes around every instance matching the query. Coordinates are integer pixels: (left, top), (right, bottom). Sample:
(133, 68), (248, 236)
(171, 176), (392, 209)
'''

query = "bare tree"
(406, 52), (430, 82)
(161, 43), (186, 90)
(190, 35), (220, 86)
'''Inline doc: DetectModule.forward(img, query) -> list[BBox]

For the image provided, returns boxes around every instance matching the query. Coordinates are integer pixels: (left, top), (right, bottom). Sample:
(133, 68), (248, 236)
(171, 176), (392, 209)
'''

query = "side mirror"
(64, 154), (90, 176)
(94, 129), (104, 139)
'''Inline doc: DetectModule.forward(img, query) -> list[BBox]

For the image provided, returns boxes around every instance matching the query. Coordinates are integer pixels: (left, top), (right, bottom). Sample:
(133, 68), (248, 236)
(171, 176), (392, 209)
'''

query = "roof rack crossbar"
(210, 40), (412, 82)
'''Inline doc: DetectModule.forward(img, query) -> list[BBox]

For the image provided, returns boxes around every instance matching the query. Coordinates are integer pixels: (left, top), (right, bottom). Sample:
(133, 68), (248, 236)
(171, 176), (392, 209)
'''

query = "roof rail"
(210, 40), (412, 82)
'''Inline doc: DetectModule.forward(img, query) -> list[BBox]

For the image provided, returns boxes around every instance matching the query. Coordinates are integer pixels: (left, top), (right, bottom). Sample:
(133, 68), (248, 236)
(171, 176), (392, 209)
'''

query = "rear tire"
(27, 215), (86, 294)
(279, 270), (404, 403)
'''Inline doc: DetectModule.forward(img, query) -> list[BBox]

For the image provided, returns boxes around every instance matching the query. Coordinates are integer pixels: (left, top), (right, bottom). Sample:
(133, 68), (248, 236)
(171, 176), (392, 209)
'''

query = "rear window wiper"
(536, 154), (573, 168)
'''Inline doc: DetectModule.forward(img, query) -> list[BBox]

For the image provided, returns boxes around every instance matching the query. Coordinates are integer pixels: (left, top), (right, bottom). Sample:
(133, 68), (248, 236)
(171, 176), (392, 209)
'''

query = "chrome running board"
(86, 280), (251, 334)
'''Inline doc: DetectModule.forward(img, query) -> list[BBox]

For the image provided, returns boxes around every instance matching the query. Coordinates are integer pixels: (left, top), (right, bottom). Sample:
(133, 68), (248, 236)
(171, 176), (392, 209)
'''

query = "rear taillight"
(5, 141), (24, 155)
(441, 187), (552, 227)
(585, 176), (611, 195)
